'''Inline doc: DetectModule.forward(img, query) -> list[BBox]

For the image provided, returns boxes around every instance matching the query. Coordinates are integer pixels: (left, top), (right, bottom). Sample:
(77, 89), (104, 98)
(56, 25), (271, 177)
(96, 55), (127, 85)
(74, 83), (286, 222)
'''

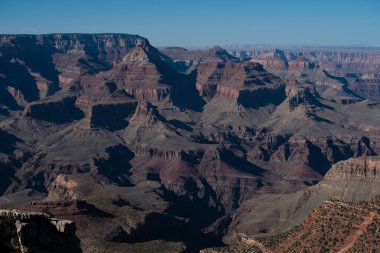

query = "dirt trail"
(0, 196), (10, 203)
(337, 211), (377, 253)
(270, 210), (319, 253)
(271, 230), (304, 253)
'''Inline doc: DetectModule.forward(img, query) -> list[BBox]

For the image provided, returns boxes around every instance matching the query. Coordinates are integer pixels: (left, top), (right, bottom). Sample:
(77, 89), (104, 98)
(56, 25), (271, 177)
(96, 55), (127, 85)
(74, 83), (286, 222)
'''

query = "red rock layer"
(196, 61), (285, 106)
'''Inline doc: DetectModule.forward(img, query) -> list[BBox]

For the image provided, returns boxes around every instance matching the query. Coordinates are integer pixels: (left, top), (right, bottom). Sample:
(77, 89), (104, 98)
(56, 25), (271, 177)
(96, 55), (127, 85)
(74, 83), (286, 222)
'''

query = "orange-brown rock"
(288, 56), (318, 70)
(325, 156), (380, 181)
(101, 39), (190, 103)
(251, 49), (288, 70)
(196, 61), (285, 106)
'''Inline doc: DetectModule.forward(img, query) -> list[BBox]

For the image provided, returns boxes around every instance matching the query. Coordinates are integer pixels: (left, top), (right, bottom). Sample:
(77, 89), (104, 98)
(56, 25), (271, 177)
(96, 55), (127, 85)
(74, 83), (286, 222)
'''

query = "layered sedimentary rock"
(102, 39), (190, 103)
(224, 155), (380, 244)
(160, 45), (239, 73)
(247, 49), (366, 104)
(85, 101), (138, 130)
(0, 34), (144, 95)
(346, 73), (380, 101)
(286, 84), (320, 111)
(0, 33), (142, 66)
(228, 46), (380, 102)
(119, 40), (171, 102)
(288, 56), (318, 70)
(24, 96), (84, 123)
(325, 156), (380, 181)
(196, 61), (285, 106)
(250, 49), (288, 70)
(227, 46), (380, 72)
(2, 34), (380, 253)
(0, 209), (80, 253)
(251, 50), (318, 71)
(128, 102), (162, 127)
(285, 49), (380, 72)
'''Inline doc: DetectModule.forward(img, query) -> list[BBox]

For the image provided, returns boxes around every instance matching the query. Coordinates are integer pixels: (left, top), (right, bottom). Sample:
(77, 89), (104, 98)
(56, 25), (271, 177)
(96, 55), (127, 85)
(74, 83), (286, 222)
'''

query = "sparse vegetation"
(204, 199), (380, 252)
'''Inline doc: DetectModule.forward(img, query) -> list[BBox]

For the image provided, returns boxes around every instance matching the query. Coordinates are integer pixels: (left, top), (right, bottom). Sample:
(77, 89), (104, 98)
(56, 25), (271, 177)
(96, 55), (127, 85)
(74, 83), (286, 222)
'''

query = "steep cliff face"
(248, 131), (376, 182)
(248, 50), (366, 104)
(196, 61), (285, 107)
(128, 102), (162, 127)
(286, 84), (320, 111)
(251, 50), (319, 72)
(288, 56), (318, 70)
(0, 34), (144, 94)
(103, 39), (191, 103)
(228, 47), (380, 73)
(251, 49), (289, 70)
(24, 96), (84, 123)
(225, 156), (380, 244)
(0, 34), (143, 65)
(325, 156), (380, 181)
(346, 73), (380, 101)
(160, 45), (239, 73)
(228, 47), (380, 102)
(0, 209), (81, 253)
(86, 101), (138, 130)
(284, 50), (380, 72)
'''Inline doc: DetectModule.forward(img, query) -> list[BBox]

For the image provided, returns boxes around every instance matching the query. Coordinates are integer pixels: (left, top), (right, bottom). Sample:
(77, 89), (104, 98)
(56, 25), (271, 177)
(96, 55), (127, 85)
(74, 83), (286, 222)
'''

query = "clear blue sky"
(0, 0), (379, 47)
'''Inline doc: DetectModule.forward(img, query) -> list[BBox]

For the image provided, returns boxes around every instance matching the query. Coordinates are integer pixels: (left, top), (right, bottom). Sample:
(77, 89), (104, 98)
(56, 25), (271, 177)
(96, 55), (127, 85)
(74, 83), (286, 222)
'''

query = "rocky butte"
(0, 209), (81, 253)
(1, 33), (380, 252)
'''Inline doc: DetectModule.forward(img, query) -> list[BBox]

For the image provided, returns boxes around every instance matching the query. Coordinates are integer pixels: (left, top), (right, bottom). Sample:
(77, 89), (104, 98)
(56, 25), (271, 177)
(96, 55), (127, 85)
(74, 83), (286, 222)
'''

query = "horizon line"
(1, 32), (380, 50)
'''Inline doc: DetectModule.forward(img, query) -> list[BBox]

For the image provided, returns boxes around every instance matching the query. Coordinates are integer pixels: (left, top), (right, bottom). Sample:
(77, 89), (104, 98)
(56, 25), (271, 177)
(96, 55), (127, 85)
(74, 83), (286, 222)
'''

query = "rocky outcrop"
(225, 154), (380, 243)
(105, 39), (190, 103)
(117, 40), (165, 94)
(346, 73), (380, 101)
(287, 86), (317, 111)
(24, 96), (84, 123)
(237, 85), (286, 108)
(161, 45), (239, 63)
(128, 102), (162, 127)
(0, 209), (81, 253)
(131, 145), (182, 159)
(196, 61), (285, 106)
(250, 50), (318, 72)
(325, 156), (380, 181)
(212, 199), (380, 253)
(228, 47), (380, 72)
(86, 101), (138, 130)
(288, 56), (318, 70)
(285, 50), (380, 72)
(0, 33), (143, 66)
(250, 49), (288, 70)
(125, 87), (172, 102)
(0, 34), (144, 97)
(247, 132), (377, 182)
(122, 39), (161, 64)
(229, 47), (380, 103)
(6, 86), (28, 107)
(160, 45), (239, 73)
